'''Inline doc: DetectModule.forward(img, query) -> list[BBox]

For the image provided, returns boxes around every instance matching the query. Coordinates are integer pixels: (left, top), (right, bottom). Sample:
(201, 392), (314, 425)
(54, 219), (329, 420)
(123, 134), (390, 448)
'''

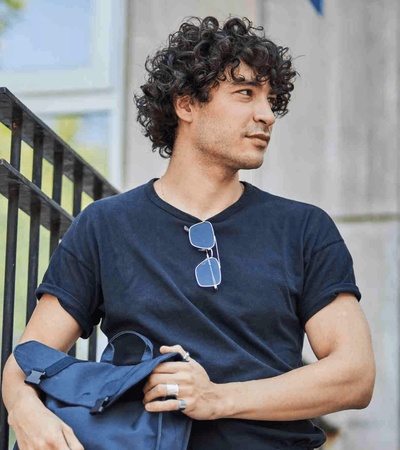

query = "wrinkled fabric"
(35, 180), (361, 449)
(13, 332), (192, 450)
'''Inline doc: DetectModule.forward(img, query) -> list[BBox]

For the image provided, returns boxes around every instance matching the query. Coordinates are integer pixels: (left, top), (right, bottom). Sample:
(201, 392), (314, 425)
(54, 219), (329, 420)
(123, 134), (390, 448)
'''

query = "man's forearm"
(213, 352), (374, 421)
(2, 354), (41, 417)
(3, 353), (85, 449)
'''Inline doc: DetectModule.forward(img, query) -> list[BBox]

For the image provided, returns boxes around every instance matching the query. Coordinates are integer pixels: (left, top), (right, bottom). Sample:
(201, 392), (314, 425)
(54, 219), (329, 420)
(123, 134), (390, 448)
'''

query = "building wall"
(123, 1), (399, 448)
(260, 1), (399, 448)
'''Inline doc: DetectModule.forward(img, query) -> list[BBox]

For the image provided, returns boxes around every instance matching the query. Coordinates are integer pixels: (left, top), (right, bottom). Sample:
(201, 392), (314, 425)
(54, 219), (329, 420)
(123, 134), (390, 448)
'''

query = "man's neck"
(154, 158), (244, 221)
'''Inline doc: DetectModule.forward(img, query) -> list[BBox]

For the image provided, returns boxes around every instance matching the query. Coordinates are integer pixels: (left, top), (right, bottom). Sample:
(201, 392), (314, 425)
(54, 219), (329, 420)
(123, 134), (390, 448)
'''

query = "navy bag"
(13, 331), (192, 450)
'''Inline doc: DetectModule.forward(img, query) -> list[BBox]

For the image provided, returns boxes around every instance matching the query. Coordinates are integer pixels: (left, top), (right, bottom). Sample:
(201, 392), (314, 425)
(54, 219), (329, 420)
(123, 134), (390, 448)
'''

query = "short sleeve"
(36, 204), (103, 338)
(298, 208), (361, 328)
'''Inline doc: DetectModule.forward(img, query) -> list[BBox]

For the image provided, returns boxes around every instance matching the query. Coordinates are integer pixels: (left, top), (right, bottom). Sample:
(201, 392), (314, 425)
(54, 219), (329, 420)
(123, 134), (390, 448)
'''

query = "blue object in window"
(309, 0), (323, 15)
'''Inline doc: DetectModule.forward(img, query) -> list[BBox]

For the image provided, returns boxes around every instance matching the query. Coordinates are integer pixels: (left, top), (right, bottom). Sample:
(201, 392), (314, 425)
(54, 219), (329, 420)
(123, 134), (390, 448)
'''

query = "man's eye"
(239, 89), (252, 96)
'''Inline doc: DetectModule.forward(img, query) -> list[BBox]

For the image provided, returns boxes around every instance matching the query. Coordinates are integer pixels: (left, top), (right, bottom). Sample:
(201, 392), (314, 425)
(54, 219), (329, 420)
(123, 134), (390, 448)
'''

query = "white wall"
(260, 1), (399, 448)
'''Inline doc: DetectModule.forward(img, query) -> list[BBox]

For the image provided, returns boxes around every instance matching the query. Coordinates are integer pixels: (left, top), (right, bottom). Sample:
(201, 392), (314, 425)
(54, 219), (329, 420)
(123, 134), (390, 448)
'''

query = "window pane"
(0, 0), (92, 71)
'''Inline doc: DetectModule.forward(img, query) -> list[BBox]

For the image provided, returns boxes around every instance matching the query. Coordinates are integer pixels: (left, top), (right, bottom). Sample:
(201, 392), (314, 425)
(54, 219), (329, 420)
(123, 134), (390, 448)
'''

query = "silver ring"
(178, 399), (187, 411)
(182, 351), (190, 362)
(165, 383), (179, 398)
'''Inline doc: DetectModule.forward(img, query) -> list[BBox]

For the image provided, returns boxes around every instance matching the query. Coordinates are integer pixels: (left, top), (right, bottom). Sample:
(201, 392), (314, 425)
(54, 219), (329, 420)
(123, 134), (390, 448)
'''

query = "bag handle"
(101, 331), (153, 364)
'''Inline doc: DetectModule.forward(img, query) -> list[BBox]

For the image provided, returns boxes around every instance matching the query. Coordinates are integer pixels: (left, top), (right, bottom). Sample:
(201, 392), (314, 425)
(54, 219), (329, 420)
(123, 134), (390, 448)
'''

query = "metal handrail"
(0, 87), (117, 199)
(0, 87), (119, 450)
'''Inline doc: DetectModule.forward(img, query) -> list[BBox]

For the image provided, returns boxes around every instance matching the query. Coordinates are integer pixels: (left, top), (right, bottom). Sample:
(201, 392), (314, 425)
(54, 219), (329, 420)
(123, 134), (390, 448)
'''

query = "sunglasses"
(185, 221), (221, 290)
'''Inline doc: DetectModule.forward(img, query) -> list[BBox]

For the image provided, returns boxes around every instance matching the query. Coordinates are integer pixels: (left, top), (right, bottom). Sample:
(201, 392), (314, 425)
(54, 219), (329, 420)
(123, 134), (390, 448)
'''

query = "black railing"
(0, 87), (119, 450)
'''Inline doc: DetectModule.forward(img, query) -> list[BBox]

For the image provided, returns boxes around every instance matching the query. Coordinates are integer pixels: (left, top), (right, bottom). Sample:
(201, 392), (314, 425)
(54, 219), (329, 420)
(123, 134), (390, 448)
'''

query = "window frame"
(0, 0), (127, 189)
(0, 0), (116, 93)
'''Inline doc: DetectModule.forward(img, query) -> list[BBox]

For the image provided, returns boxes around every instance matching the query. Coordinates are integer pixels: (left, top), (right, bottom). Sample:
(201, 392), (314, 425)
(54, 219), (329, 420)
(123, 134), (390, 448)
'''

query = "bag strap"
(25, 357), (84, 386)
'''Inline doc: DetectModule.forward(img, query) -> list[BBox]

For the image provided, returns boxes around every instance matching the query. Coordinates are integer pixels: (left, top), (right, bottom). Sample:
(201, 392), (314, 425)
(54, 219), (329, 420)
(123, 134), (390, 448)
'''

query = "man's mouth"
(246, 133), (271, 144)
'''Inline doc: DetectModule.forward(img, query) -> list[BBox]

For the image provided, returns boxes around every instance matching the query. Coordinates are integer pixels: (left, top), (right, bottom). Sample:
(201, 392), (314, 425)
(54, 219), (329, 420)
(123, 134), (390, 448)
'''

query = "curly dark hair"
(135, 16), (296, 158)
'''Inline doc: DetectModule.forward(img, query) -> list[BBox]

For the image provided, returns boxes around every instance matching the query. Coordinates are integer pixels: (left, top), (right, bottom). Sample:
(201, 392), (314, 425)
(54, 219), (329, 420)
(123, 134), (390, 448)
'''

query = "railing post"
(26, 128), (44, 321)
(73, 160), (83, 216)
(49, 142), (63, 257)
(68, 161), (84, 358)
(88, 178), (104, 362)
(10, 107), (22, 170)
(0, 110), (23, 450)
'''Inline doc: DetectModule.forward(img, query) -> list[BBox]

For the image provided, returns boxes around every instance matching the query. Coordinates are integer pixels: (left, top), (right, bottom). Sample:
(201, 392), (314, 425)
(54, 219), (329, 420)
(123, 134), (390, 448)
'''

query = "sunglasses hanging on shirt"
(185, 221), (221, 290)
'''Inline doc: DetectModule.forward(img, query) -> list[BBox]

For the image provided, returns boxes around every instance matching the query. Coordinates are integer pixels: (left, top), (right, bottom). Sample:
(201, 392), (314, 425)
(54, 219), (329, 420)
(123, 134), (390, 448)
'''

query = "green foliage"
(0, 0), (27, 35)
(2, 0), (26, 9)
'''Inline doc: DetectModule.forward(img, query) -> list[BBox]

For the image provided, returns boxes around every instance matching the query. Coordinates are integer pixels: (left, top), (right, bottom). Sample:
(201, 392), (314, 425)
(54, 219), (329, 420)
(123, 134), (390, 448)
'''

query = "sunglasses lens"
(195, 257), (221, 287)
(189, 221), (215, 249)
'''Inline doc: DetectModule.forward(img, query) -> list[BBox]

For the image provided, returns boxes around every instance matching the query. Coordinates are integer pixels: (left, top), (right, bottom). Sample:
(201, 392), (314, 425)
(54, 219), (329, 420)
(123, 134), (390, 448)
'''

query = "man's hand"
(2, 295), (84, 449)
(8, 389), (83, 450)
(143, 345), (223, 420)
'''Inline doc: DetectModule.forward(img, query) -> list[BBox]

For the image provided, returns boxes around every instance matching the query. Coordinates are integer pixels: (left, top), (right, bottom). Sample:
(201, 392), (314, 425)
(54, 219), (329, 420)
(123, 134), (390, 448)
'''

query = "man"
(2, 16), (375, 450)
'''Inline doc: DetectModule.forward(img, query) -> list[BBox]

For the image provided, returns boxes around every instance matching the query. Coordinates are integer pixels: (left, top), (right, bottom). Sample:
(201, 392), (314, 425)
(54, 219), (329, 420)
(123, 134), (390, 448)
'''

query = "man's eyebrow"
(230, 80), (260, 87)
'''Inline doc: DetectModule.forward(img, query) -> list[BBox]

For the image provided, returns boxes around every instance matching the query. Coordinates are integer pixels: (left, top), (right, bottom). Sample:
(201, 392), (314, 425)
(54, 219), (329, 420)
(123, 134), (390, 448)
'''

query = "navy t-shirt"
(36, 180), (361, 450)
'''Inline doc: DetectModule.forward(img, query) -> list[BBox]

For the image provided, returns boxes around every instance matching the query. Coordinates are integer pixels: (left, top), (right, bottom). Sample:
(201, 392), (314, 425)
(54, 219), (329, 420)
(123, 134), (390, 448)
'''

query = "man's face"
(188, 63), (276, 172)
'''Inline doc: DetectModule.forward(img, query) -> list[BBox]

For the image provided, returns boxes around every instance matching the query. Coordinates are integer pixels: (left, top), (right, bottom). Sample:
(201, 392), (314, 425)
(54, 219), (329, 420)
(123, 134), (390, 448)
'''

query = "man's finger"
(160, 345), (185, 354)
(143, 372), (189, 394)
(145, 398), (189, 413)
(62, 425), (84, 450)
(160, 345), (191, 361)
(150, 361), (190, 374)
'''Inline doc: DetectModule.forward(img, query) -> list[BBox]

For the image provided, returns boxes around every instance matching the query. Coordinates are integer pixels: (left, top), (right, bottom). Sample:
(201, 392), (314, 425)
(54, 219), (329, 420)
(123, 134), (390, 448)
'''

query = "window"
(0, 0), (127, 187)
(1, 0), (92, 72)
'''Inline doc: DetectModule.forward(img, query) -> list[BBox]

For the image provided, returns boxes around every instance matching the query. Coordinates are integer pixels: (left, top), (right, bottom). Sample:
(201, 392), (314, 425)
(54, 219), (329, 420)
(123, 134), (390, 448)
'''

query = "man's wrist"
(211, 381), (241, 420)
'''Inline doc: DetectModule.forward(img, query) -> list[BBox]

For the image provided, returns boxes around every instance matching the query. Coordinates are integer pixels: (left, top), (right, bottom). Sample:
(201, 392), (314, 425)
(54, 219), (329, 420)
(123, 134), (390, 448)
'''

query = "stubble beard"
(195, 139), (267, 172)
(234, 149), (266, 170)
(194, 121), (269, 172)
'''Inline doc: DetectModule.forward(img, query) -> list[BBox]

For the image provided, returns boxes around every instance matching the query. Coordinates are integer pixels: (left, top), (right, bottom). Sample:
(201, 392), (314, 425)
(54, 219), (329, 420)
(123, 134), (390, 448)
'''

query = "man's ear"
(174, 95), (195, 123)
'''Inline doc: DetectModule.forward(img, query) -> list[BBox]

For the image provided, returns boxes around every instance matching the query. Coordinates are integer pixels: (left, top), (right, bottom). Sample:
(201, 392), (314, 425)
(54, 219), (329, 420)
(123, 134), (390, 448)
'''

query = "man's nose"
(253, 101), (276, 127)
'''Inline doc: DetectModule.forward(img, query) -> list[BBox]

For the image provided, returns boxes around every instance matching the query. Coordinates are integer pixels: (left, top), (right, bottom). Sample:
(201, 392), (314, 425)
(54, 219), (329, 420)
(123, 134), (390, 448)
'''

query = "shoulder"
(248, 183), (334, 224)
(246, 184), (343, 252)
(62, 181), (152, 243)
(74, 181), (153, 228)
(85, 182), (149, 215)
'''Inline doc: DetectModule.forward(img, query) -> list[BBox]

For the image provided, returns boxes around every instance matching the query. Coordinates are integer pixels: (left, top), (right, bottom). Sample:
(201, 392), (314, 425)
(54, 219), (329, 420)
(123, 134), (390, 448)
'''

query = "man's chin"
(239, 156), (265, 170)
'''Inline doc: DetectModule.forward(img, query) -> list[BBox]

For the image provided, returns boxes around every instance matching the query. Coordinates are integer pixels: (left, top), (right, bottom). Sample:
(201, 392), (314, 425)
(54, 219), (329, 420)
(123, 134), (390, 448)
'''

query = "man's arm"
(2, 294), (84, 449)
(143, 293), (375, 421)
